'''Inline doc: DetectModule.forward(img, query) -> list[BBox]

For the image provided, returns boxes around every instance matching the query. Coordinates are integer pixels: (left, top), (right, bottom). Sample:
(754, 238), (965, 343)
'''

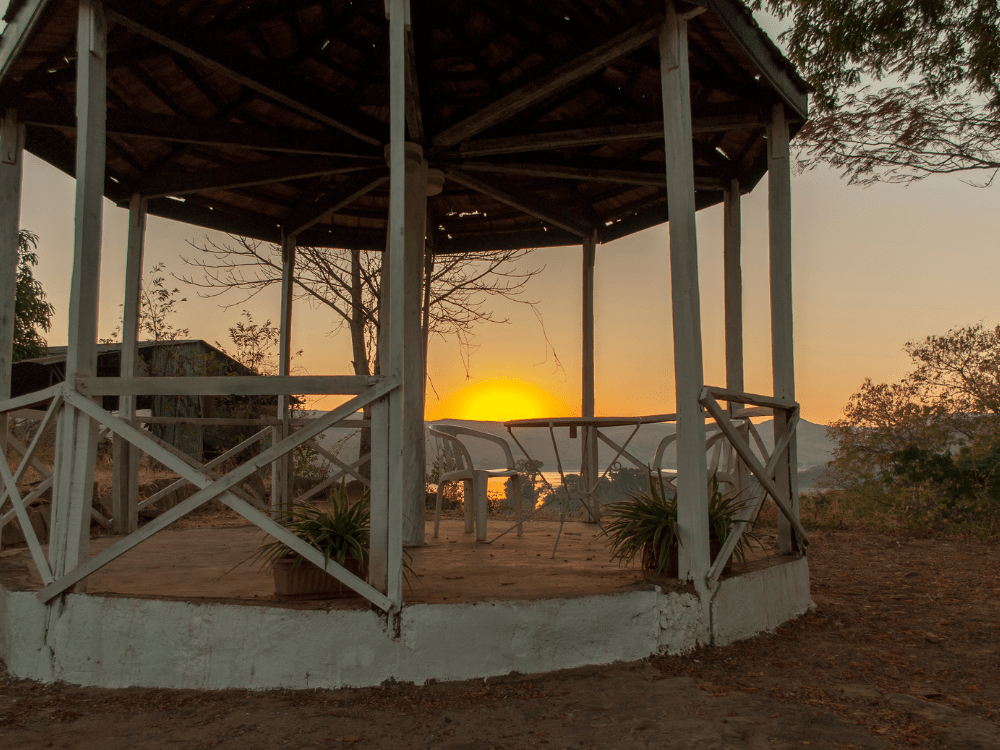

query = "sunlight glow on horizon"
(426, 378), (571, 422)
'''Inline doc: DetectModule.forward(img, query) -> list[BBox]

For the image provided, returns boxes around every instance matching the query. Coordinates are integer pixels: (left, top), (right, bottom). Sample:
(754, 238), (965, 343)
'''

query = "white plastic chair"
(652, 425), (739, 494)
(428, 424), (523, 541)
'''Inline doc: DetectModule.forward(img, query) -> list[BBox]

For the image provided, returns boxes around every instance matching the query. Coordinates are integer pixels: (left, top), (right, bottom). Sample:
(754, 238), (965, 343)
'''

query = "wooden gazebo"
(0, 0), (811, 681)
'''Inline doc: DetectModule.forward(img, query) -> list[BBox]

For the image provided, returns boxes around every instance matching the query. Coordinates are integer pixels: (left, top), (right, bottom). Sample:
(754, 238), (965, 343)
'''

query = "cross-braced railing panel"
(29, 375), (399, 611)
(136, 426), (273, 513)
(699, 386), (808, 587)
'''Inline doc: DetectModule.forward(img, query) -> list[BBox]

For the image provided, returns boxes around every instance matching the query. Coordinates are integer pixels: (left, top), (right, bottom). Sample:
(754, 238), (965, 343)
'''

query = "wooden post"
(581, 232), (599, 520)
(401, 143), (428, 547)
(723, 179), (751, 500)
(49, 0), (106, 587)
(724, 179), (743, 394)
(384, 0), (408, 605)
(0, 110), (24, 459)
(768, 102), (799, 555)
(660, 1), (710, 588)
(112, 194), (145, 534)
(273, 233), (296, 514)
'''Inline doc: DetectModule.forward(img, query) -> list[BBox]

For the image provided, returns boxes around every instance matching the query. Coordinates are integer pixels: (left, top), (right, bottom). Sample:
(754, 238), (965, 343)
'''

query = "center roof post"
(660, 0), (710, 599)
(49, 0), (107, 592)
(385, 0), (417, 605)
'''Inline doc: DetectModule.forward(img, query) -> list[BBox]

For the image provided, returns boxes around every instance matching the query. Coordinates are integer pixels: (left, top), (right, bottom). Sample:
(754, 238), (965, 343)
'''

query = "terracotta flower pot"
(272, 555), (367, 600)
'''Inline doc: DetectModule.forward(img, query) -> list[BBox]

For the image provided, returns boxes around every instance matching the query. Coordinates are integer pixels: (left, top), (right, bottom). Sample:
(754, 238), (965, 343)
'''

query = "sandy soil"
(1, 530), (998, 749)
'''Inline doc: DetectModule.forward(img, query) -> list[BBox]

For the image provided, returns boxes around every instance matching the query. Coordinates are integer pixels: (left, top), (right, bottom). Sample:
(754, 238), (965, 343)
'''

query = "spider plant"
(601, 470), (759, 577)
(253, 482), (370, 573)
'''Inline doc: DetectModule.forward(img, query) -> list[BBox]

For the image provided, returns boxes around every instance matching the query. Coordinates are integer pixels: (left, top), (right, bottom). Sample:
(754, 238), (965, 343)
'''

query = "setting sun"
(427, 378), (570, 422)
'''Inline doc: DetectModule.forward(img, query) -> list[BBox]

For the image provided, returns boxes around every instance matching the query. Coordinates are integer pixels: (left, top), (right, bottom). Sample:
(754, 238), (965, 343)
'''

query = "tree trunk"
(350, 248), (373, 482)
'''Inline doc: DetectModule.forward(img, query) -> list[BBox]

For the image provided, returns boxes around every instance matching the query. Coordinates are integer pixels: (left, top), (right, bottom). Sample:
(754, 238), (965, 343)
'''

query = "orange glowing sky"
(8, 11), (1000, 427)
(427, 378), (571, 422)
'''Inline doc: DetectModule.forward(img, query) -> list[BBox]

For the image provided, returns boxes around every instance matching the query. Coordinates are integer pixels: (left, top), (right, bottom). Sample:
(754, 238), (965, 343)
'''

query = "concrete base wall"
(0, 557), (811, 690)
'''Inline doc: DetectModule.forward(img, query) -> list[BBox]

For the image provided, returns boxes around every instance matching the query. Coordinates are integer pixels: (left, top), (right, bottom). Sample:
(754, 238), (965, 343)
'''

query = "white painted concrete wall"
(711, 556), (814, 646)
(0, 558), (810, 690)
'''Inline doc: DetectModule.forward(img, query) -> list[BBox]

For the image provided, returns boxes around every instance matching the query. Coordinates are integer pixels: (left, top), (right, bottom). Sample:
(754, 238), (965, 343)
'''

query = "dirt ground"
(2, 529), (998, 750)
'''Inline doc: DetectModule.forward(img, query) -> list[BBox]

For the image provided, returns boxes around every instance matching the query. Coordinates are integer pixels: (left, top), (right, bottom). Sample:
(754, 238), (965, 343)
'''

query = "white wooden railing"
(0, 374), (400, 612)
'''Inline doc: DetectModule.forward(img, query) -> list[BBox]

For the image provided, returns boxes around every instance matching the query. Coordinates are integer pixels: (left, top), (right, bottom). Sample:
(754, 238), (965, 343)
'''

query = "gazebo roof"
(0, 0), (808, 252)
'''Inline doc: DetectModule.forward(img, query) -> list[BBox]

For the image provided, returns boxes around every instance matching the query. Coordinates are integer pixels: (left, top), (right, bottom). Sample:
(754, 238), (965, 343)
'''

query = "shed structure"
(0, 0), (813, 689)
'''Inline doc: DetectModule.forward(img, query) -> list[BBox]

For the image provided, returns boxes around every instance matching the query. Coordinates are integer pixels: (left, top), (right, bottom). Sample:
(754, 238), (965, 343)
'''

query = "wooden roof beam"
(444, 159), (724, 191)
(103, 0), (385, 147)
(431, 15), (665, 149)
(285, 174), (389, 238)
(404, 28), (424, 144)
(0, 0), (53, 85)
(138, 159), (383, 200)
(707, 0), (809, 119)
(443, 169), (593, 238)
(18, 100), (381, 158)
(454, 112), (768, 157)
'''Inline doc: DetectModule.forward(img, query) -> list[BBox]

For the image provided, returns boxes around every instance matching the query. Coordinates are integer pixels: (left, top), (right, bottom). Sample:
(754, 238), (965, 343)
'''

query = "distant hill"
(307, 412), (834, 473)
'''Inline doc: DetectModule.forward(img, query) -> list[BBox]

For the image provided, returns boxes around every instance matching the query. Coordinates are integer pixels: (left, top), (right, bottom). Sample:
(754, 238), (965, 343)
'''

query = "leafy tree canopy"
(755, 0), (1000, 185)
(827, 324), (1000, 528)
(14, 229), (55, 362)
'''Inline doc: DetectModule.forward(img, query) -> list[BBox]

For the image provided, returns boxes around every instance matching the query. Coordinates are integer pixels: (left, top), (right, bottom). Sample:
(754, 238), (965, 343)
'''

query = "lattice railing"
(699, 385), (809, 587)
(0, 374), (400, 611)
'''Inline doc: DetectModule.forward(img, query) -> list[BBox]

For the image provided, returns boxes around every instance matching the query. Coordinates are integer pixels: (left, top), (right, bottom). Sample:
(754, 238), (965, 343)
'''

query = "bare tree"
(181, 235), (554, 477)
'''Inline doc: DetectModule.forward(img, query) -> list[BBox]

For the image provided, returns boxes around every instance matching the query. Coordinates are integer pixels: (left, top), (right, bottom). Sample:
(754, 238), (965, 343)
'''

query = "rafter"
(431, 15), (664, 149)
(443, 168), (592, 238)
(404, 28), (424, 143)
(285, 174), (389, 237)
(138, 158), (382, 199)
(19, 100), (380, 158)
(103, 0), (384, 146)
(439, 159), (724, 191)
(453, 112), (768, 157)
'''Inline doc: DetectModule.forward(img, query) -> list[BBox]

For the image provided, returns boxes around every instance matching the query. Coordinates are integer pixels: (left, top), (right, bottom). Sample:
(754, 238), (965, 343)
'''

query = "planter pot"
(650, 537), (733, 579)
(272, 555), (367, 600)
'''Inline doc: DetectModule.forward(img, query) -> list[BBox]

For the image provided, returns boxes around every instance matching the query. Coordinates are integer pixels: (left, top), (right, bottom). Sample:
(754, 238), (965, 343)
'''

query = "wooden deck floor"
(0, 518), (784, 610)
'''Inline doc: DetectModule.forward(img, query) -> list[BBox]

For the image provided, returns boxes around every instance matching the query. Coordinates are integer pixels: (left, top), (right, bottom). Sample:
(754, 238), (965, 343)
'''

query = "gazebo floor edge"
(0, 556), (811, 690)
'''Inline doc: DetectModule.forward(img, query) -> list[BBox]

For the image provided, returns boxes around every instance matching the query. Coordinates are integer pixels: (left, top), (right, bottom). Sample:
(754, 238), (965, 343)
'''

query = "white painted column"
(383, 0), (409, 605)
(49, 0), (107, 587)
(272, 233), (296, 514)
(112, 194), (145, 534)
(581, 233), (599, 520)
(660, 1), (710, 588)
(723, 179), (743, 393)
(768, 102), (799, 555)
(400, 144), (428, 547)
(723, 179), (751, 500)
(0, 110), (25, 458)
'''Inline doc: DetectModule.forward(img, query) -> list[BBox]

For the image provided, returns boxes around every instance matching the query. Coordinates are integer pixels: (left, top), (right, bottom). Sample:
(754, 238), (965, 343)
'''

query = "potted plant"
(254, 483), (370, 600)
(601, 471), (758, 579)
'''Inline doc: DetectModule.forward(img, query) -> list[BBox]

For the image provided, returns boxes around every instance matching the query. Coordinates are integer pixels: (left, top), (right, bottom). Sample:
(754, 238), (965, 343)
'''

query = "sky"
(8, 9), (1000, 426)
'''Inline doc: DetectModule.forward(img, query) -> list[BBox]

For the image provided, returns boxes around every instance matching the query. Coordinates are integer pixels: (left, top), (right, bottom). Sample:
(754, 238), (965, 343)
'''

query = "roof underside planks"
(0, 0), (809, 253)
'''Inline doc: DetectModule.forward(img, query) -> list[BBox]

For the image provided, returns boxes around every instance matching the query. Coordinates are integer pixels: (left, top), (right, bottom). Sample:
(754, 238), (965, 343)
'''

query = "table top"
(504, 413), (678, 429)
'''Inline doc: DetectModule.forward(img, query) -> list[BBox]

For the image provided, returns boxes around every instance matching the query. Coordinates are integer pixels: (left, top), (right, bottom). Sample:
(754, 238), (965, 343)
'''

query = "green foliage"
(758, 0), (999, 110)
(217, 310), (284, 376)
(601, 472), (757, 577)
(825, 324), (1000, 537)
(101, 262), (190, 347)
(13, 230), (55, 362)
(602, 471), (679, 577)
(755, 1), (1000, 184)
(253, 484), (370, 572)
